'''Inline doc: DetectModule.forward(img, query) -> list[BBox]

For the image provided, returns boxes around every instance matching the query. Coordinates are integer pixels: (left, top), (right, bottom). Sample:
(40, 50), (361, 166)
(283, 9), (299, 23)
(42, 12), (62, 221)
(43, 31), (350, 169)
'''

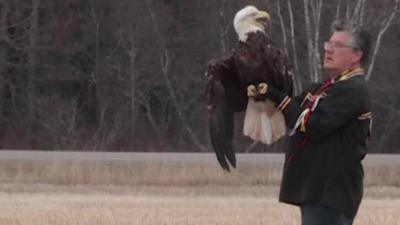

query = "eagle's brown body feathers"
(235, 32), (293, 95)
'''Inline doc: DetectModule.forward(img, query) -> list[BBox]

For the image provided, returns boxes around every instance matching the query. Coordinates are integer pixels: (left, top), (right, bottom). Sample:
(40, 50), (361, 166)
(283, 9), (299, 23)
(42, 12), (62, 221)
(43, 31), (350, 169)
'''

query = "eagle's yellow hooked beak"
(255, 10), (270, 22)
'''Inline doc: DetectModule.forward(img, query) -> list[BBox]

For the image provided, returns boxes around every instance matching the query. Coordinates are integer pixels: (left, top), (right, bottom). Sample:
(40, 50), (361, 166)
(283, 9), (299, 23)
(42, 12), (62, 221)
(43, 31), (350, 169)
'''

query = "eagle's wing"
(205, 56), (247, 171)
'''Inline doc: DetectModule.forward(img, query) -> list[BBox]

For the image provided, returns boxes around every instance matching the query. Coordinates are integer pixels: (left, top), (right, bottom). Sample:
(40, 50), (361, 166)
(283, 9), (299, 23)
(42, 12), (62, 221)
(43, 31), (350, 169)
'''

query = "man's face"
(323, 31), (362, 77)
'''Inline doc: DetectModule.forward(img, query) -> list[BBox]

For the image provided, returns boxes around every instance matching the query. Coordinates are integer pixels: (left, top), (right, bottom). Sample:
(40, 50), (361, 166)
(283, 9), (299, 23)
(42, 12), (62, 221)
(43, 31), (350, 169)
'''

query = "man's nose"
(324, 44), (332, 52)
(324, 46), (333, 54)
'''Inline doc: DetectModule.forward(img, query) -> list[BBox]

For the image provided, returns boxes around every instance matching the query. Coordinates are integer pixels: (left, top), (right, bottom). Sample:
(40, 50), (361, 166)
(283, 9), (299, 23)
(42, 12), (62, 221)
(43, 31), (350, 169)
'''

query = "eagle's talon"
(258, 82), (268, 95)
(247, 84), (257, 97)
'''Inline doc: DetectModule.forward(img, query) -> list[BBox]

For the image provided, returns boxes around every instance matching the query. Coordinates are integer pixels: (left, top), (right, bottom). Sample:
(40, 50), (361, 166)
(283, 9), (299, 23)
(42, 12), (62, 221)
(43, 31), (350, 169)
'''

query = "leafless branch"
(366, 0), (399, 81)
(287, 0), (302, 94)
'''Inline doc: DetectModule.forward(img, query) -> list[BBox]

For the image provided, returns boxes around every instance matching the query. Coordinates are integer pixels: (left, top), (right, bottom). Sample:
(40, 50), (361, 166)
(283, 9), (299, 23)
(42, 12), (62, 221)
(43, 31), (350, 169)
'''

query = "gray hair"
(331, 20), (371, 65)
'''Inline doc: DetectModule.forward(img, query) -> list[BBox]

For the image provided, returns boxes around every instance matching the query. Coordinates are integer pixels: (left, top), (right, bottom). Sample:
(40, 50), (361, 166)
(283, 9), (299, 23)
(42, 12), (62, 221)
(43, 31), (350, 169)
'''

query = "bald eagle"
(206, 5), (293, 171)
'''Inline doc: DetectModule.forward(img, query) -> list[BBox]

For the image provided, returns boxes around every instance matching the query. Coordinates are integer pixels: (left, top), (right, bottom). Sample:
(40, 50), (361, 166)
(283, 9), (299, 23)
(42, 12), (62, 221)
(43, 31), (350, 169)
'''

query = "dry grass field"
(0, 151), (400, 225)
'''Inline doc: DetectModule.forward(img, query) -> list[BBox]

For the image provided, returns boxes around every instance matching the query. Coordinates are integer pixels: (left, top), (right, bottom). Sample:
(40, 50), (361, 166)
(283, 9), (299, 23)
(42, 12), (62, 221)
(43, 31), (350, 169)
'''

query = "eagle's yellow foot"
(258, 82), (268, 95)
(247, 84), (257, 97)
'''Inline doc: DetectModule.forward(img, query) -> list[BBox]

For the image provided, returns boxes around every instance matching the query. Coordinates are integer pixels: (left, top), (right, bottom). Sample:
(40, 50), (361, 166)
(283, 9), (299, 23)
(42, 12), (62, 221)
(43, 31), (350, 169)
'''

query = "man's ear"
(352, 50), (363, 64)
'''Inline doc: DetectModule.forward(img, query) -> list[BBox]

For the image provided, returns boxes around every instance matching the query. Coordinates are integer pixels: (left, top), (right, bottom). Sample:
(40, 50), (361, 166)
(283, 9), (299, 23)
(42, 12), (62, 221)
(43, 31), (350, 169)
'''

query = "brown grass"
(0, 160), (284, 186)
(1, 160), (399, 187)
(0, 186), (399, 225)
(0, 155), (400, 225)
(0, 189), (297, 225)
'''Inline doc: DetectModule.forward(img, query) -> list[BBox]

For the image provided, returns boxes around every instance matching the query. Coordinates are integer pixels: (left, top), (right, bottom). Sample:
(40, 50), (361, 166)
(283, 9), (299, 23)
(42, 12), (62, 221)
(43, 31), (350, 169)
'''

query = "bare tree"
(26, 0), (41, 146)
(0, 1), (9, 131)
(276, 0), (288, 55)
(0, 0), (398, 152)
(276, 0), (303, 94)
(218, 0), (232, 57)
(127, 26), (137, 147)
(287, 0), (302, 93)
(119, 0), (139, 149)
(366, 0), (399, 80)
(145, 0), (206, 152)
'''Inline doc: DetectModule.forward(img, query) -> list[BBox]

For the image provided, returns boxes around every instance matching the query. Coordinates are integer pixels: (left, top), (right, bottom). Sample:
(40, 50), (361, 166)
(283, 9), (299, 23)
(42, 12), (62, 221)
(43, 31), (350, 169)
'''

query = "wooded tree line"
(0, 0), (399, 152)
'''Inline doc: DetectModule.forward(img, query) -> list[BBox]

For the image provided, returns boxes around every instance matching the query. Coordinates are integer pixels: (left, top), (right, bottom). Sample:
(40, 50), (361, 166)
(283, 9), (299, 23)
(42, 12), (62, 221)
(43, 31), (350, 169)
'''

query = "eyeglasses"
(324, 41), (354, 50)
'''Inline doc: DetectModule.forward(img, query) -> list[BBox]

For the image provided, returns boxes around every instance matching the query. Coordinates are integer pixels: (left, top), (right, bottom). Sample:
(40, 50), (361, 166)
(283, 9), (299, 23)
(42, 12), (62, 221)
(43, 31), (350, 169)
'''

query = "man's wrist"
(266, 85), (285, 102)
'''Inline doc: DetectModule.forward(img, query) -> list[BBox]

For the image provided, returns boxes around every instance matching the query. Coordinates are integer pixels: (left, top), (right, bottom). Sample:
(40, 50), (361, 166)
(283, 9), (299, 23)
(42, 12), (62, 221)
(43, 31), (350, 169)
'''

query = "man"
(259, 20), (372, 224)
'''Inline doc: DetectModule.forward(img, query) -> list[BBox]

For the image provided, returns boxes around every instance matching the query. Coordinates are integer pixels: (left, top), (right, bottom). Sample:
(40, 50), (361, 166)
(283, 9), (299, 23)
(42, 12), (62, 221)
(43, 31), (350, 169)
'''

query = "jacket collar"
(337, 67), (365, 82)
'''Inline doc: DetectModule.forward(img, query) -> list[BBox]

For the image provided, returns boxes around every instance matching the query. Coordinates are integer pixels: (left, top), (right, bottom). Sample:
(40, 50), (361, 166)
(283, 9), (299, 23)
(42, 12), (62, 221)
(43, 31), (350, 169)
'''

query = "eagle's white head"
(233, 5), (270, 42)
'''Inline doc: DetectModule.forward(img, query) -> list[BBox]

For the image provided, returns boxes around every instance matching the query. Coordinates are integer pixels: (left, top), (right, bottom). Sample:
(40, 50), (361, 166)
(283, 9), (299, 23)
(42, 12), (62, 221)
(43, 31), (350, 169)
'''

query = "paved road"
(0, 150), (399, 167)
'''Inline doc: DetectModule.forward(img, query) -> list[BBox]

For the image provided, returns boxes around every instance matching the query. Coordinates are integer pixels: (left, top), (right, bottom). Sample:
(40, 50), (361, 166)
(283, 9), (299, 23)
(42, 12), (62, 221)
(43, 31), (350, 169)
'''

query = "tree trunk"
(303, 0), (316, 82)
(218, 0), (230, 57)
(26, 0), (41, 147)
(128, 25), (137, 149)
(0, 2), (9, 133)
(287, 0), (302, 94)
(366, 0), (399, 81)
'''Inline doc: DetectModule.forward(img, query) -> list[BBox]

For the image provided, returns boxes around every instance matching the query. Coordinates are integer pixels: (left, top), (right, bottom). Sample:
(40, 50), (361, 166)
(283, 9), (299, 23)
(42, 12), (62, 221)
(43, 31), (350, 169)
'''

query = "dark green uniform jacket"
(268, 69), (371, 218)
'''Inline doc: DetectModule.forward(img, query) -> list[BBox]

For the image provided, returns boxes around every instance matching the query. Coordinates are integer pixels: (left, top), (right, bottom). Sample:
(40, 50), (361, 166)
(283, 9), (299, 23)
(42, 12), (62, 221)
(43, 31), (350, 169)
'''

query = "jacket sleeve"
(266, 83), (317, 128)
(268, 81), (367, 140)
